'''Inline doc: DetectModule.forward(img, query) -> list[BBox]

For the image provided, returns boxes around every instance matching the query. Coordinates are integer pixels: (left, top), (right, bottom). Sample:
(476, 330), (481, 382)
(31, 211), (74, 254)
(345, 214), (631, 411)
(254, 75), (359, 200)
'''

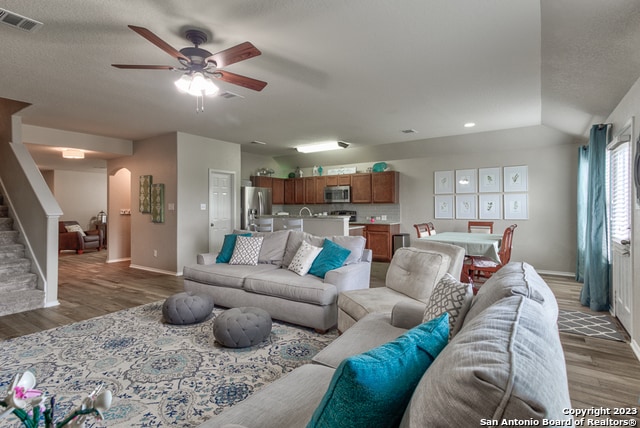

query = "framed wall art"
(455, 169), (477, 193)
(455, 195), (477, 219)
(139, 175), (152, 213)
(434, 170), (454, 194)
(151, 183), (165, 223)
(478, 167), (501, 193)
(479, 194), (502, 220)
(504, 193), (528, 219)
(504, 166), (528, 192)
(434, 195), (454, 219)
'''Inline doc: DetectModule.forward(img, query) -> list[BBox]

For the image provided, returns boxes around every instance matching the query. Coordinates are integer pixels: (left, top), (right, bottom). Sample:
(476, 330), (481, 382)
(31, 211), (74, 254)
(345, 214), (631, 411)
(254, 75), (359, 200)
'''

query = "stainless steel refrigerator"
(241, 186), (272, 230)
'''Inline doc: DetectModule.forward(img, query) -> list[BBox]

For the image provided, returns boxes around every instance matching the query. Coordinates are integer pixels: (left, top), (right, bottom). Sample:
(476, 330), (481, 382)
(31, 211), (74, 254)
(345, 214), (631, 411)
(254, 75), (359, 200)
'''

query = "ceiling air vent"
(0, 8), (43, 32)
(218, 91), (244, 100)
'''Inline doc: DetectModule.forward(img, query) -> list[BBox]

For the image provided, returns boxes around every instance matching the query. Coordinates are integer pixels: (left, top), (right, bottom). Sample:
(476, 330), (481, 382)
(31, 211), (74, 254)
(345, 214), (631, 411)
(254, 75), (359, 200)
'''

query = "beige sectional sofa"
(200, 262), (573, 428)
(183, 230), (371, 332)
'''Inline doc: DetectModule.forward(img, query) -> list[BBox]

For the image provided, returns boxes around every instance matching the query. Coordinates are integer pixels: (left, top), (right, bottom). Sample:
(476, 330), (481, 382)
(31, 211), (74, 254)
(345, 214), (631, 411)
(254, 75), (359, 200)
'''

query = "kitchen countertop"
(258, 215), (351, 220)
(350, 221), (401, 226)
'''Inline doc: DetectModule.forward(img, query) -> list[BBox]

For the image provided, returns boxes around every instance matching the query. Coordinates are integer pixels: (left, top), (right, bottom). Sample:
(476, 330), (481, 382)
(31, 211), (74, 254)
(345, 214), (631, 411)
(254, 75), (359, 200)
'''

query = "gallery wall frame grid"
(433, 165), (528, 220)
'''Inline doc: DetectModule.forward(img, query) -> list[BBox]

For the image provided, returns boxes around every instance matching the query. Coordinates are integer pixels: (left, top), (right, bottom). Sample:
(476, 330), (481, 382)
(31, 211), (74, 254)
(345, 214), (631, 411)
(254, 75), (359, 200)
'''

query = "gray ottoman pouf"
(213, 307), (273, 348)
(162, 292), (214, 325)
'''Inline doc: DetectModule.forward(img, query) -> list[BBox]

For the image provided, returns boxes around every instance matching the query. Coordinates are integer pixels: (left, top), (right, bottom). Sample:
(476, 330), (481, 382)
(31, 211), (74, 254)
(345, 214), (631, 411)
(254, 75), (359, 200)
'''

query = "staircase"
(0, 194), (44, 316)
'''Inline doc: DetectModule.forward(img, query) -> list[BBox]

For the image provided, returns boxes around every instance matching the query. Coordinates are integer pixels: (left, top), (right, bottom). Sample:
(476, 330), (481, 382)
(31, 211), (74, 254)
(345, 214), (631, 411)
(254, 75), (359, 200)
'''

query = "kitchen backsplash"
(273, 203), (400, 223)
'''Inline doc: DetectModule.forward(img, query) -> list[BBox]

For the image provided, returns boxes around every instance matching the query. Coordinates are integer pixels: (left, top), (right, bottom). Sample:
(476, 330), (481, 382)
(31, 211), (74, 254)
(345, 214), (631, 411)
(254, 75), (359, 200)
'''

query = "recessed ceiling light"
(464, 122), (476, 128)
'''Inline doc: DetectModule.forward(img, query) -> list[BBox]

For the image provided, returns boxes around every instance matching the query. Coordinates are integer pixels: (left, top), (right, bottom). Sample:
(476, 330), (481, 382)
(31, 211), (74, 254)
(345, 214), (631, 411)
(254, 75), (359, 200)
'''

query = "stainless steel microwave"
(324, 186), (351, 203)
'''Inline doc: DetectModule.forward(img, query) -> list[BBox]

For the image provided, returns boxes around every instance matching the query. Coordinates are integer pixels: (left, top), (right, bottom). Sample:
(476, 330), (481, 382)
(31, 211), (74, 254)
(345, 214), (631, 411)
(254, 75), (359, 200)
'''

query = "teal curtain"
(576, 145), (589, 282)
(578, 124), (610, 311)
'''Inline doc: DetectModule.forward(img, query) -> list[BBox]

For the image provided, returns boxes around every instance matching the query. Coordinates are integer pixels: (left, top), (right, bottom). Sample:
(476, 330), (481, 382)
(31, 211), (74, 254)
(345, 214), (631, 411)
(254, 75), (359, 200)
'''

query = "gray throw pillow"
(422, 273), (473, 339)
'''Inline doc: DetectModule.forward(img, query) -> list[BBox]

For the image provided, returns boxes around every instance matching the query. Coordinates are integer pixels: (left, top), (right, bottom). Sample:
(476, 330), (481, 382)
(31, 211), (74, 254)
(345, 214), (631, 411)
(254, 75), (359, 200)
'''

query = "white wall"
(107, 168), (131, 262)
(604, 74), (640, 358)
(53, 170), (107, 230)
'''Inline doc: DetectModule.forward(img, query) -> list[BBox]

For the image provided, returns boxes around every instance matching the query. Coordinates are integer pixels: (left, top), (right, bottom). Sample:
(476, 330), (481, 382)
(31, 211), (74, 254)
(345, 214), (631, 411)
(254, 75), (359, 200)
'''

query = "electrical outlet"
(153, 249), (158, 257)
(381, 215), (387, 221)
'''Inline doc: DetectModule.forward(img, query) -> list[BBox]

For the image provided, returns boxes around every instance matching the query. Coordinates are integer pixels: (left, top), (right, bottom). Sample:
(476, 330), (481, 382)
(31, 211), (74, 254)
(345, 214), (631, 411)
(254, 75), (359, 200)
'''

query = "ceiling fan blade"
(215, 70), (267, 91)
(128, 25), (190, 63)
(112, 64), (175, 70)
(207, 42), (261, 68)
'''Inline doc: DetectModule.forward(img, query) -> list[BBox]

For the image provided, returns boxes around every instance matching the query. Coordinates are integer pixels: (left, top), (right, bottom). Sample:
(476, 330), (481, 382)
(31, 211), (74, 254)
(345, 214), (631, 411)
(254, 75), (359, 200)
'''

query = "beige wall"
(243, 125), (580, 274)
(52, 170), (107, 230)
(176, 132), (241, 272)
(107, 168), (131, 262)
(108, 132), (178, 274)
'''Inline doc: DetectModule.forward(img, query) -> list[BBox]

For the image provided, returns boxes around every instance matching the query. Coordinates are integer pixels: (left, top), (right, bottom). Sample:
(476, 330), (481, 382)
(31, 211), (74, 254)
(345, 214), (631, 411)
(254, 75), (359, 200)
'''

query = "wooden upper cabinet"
(372, 171), (399, 203)
(350, 173), (372, 203)
(251, 176), (272, 188)
(272, 178), (285, 205)
(338, 175), (351, 186)
(304, 177), (316, 204)
(284, 179), (295, 204)
(294, 178), (305, 204)
(315, 176), (326, 204)
(325, 176), (338, 186)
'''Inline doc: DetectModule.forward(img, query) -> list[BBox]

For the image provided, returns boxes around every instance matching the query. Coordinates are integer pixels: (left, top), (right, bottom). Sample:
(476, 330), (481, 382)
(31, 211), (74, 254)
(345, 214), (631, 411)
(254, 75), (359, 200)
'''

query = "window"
(607, 139), (630, 242)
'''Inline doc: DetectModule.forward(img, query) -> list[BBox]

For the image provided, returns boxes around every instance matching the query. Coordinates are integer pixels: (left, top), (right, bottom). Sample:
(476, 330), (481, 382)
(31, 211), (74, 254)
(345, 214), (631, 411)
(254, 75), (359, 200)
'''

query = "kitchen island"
(257, 215), (351, 236)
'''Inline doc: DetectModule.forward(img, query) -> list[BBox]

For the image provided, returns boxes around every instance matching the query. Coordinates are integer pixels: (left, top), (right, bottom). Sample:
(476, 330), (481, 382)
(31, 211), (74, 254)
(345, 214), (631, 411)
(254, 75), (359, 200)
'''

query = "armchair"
(336, 242), (464, 332)
(58, 221), (103, 254)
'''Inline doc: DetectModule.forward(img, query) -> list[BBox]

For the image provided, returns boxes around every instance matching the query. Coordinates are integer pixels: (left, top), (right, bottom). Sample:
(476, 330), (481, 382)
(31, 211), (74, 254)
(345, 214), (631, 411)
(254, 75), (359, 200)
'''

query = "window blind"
(608, 141), (630, 242)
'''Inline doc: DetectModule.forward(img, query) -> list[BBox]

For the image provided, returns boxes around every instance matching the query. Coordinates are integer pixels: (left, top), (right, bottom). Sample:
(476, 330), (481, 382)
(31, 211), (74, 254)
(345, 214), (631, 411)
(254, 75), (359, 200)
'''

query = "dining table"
(416, 232), (503, 263)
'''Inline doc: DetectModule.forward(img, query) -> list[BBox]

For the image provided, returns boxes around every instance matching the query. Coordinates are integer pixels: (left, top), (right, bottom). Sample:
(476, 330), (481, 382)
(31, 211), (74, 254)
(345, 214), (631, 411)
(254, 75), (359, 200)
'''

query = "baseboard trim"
(106, 257), (131, 263)
(44, 300), (60, 308)
(631, 339), (640, 363)
(129, 264), (180, 276)
(537, 270), (575, 278)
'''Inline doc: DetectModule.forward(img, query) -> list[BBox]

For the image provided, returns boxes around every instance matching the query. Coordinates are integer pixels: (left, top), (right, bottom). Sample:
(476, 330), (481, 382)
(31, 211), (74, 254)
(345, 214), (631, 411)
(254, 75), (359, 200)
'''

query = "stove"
(331, 210), (357, 223)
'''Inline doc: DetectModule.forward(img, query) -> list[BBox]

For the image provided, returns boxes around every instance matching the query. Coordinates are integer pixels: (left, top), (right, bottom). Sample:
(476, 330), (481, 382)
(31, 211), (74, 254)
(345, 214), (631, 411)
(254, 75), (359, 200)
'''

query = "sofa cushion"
(288, 241), (323, 276)
(182, 263), (279, 289)
(330, 235), (366, 265)
(422, 273), (473, 339)
(399, 296), (572, 427)
(386, 248), (450, 303)
(464, 262), (559, 326)
(229, 236), (264, 266)
(216, 233), (252, 263)
(338, 287), (417, 322)
(253, 230), (291, 266)
(282, 231), (325, 268)
(64, 223), (86, 236)
(309, 239), (351, 278)
(244, 269), (337, 305)
(308, 313), (449, 428)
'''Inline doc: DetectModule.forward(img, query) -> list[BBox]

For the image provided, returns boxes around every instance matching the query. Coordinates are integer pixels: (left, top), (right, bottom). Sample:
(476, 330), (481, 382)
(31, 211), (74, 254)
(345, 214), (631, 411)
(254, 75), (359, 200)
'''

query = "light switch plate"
(200, 204), (207, 210)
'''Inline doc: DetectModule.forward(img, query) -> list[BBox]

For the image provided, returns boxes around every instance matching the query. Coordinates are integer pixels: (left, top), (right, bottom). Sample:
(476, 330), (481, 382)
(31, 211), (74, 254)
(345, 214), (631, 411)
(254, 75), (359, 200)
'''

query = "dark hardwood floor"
(0, 252), (638, 419)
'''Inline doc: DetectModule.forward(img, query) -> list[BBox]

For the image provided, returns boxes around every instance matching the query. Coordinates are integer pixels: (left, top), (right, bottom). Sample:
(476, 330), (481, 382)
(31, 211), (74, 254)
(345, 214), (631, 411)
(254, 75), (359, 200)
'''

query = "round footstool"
(213, 307), (273, 348)
(162, 292), (214, 325)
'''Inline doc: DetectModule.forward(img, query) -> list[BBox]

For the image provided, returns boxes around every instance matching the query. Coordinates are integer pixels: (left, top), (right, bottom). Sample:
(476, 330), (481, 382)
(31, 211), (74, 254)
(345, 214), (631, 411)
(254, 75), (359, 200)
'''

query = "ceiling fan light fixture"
(174, 73), (219, 97)
(295, 141), (349, 153)
(62, 149), (84, 159)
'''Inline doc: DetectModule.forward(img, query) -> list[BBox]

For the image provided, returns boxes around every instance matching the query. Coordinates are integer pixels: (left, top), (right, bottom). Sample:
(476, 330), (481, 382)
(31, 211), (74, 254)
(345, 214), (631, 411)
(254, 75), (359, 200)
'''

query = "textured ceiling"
(2, 0), (640, 169)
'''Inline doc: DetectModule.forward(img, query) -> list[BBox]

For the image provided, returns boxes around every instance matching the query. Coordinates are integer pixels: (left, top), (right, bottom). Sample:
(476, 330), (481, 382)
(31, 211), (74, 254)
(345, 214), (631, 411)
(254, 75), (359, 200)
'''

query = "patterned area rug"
(0, 302), (338, 427)
(557, 309), (625, 342)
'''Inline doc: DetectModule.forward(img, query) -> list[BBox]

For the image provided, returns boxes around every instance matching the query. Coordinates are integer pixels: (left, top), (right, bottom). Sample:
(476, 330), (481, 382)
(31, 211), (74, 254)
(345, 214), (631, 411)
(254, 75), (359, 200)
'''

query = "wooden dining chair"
(413, 222), (436, 238)
(465, 224), (517, 281)
(468, 221), (494, 234)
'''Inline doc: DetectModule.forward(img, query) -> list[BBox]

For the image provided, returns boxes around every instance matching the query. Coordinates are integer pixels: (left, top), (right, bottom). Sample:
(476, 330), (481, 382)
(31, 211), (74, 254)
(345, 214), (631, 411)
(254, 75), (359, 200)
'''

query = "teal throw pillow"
(307, 313), (449, 428)
(216, 233), (252, 263)
(308, 239), (351, 278)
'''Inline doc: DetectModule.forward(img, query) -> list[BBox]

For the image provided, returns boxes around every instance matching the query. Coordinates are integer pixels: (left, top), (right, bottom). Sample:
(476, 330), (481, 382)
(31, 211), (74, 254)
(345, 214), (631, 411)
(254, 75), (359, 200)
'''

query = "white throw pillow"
(422, 273), (473, 339)
(64, 224), (86, 236)
(288, 241), (322, 276)
(229, 236), (264, 266)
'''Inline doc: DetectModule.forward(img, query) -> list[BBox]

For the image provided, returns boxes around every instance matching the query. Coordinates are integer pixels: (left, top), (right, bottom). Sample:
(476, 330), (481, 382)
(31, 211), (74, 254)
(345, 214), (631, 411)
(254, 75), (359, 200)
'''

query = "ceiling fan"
(112, 25), (267, 93)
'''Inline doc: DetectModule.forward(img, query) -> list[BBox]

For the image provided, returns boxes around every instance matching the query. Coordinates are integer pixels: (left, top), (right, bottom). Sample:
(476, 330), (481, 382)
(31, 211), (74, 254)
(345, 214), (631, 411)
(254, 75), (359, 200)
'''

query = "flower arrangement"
(0, 372), (112, 428)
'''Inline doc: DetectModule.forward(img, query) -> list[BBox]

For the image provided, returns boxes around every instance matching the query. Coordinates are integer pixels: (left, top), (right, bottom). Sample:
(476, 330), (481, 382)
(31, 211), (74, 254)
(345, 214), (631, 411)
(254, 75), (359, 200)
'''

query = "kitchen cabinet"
(250, 176), (285, 204)
(372, 171), (399, 203)
(325, 175), (351, 187)
(350, 173), (372, 203)
(284, 178), (305, 205)
(272, 178), (285, 204)
(304, 177), (316, 204)
(360, 223), (400, 262)
(314, 176), (326, 204)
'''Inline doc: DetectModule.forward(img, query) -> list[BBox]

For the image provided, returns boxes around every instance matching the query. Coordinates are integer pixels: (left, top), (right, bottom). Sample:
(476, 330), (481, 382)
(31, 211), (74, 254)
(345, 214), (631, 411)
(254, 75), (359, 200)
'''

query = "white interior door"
(608, 122), (633, 334)
(209, 170), (234, 253)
